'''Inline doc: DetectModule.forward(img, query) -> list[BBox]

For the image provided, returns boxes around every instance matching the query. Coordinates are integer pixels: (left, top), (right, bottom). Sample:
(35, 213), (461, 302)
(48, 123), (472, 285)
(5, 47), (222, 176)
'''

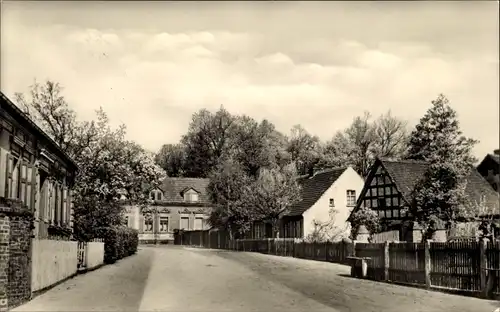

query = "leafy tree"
(206, 158), (254, 239)
(349, 206), (381, 240)
(154, 143), (186, 177)
(181, 106), (238, 177)
(406, 94), (479, 240)
(286, 125), (322, 175)
(232, 116), (289, 177)
(245, 163), (302, 237)
(16, 80), (165, 240)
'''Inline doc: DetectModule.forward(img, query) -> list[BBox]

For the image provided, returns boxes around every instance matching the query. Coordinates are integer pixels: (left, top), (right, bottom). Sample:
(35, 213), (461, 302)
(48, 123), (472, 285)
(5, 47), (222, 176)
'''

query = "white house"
(251, 166), (364, 241)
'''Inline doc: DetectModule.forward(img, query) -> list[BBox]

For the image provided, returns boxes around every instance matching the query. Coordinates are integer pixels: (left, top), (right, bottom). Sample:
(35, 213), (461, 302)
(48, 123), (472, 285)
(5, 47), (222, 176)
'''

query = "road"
(12, 246), (500, 312)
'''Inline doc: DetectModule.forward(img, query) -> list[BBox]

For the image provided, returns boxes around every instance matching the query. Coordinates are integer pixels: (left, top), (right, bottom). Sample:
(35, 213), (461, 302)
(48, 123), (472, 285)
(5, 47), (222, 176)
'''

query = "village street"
(12, 246), (499, 312)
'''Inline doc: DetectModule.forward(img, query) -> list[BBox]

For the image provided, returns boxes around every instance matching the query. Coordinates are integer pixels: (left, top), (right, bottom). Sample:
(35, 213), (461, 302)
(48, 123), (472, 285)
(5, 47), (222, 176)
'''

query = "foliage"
(206, 158), (254, 237)
(94, 226), (139, 264)
(286, 125), (322, 175)
(349, 207), (381, 239)
(406, 94), (479, 240)
(304, 207), (349, 243)
(322, 111), (408, 177)
(16, 80), (166, 239)
(154, 143), (186, 177)
(181, 105), (238, 178)
(245, 163), (302, 237)
(232, 116), (289, 177)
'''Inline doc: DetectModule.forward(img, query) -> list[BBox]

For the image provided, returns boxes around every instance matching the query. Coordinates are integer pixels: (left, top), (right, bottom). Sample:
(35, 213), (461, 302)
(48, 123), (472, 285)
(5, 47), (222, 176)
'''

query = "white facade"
(302, 167), (364, 240)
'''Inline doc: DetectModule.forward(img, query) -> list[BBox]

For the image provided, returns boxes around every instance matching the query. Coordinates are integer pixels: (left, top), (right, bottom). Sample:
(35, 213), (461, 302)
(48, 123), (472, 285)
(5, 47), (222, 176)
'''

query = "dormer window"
(181, 188), (200, 203)
(150, 190), (163, 201)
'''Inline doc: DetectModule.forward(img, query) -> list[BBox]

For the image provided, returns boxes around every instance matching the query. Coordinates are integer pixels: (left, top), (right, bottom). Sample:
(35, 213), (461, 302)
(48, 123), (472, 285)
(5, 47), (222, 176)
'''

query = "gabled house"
(477, 149), (500, 192)
(250, 166), (364, 241)
(124, 177), (212, 244)
(348, 158), (500, 242)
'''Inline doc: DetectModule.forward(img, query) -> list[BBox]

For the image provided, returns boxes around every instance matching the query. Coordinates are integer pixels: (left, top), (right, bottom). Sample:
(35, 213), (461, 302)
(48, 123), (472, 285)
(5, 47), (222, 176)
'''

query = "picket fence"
(178, 230), (500, 297)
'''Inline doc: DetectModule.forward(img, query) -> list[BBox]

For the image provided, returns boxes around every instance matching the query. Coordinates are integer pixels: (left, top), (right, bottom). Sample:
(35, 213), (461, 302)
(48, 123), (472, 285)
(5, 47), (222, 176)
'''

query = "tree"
(206, 158), (254, 239)
(349, 206), (381, 240)
(286, 125), (322, 175)
(246, 163), (302, 237)
(182, 106), (238, 177)
(16, 80), (166, 240)
(372, 110), (409, 160)
(155, 143), (186, 177)
(232, 116), (289, 177)
(406, 94), (479, 241)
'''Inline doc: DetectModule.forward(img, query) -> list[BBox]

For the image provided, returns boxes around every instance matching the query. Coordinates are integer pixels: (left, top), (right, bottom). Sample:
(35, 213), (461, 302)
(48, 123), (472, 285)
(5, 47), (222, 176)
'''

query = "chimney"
(494, 149), (500, 156)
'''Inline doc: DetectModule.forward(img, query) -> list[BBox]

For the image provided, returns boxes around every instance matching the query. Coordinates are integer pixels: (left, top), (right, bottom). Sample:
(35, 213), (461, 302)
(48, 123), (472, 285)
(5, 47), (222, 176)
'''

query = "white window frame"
(159, 216), (169, 232)
(346, 190), (356, 207)
(329, 198), (335, 207)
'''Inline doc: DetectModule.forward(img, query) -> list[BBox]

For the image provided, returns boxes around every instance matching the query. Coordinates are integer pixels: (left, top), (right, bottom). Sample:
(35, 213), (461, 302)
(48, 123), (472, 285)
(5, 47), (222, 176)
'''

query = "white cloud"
(1, 13), (498, 158)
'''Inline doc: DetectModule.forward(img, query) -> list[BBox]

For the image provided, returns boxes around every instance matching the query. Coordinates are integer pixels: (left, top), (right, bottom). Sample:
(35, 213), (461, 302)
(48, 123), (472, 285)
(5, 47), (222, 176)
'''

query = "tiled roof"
(159, 177), (211, 204)
(284, 168), (347, 217)
(380, 158), (500, 215)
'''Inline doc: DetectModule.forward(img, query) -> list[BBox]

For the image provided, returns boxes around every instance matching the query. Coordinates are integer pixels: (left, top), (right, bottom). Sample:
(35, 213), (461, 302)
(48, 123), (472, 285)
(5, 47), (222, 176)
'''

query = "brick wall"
(0, 199), (34, 311)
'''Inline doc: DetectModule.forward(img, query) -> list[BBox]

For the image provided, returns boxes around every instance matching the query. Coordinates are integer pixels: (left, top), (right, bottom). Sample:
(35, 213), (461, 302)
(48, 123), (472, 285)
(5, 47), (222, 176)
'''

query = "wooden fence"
(178, 230), (500, 298)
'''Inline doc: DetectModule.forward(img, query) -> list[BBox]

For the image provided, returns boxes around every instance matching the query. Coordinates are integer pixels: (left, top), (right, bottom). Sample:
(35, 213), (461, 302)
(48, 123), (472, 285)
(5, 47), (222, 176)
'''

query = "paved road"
(13, 246), (500, 312)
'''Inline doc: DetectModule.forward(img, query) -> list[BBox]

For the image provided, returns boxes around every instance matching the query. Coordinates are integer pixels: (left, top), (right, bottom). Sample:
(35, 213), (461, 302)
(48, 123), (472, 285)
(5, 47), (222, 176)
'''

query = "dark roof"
(380, 158), (499, 215)
(0, 91), (78, 171)
(284, 167), (347, 217)
(486, 153), (499, 165)
(159, 177), (211, 204)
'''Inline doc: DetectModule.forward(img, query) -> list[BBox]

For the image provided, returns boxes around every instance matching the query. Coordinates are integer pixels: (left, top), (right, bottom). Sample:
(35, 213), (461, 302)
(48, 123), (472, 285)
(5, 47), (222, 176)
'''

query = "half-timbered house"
(477, 149), (500, 192)
(348, 157), (500, 242)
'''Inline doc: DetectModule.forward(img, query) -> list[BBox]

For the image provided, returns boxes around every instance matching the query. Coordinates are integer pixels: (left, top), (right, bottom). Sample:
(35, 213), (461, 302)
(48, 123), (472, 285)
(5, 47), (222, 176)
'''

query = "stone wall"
(0, 199), (34, 311)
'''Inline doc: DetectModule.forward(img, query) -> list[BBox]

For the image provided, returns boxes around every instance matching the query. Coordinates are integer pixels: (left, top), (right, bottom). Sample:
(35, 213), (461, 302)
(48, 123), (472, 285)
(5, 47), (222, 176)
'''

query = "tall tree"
(406, 94), (479, 240)
(372, 110), (409, 160)
(246, 163), (302, 237)
(16, 80), (165, 240)
(182, 106), (237, 177)
(232, 116), (289, 177)
(155, 143), (186, 177)
(286, 125), (322, 175)
(206, 158), (254, 239)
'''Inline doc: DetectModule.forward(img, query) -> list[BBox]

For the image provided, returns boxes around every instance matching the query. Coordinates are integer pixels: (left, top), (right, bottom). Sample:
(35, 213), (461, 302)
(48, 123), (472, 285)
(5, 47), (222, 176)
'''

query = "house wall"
(302, 167), (364, 241)
(124, 205), (211, 243)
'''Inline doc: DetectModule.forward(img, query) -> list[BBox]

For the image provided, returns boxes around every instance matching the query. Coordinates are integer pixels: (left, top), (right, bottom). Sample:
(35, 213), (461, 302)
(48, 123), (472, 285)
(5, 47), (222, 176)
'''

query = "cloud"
(1, 10), (498, 159)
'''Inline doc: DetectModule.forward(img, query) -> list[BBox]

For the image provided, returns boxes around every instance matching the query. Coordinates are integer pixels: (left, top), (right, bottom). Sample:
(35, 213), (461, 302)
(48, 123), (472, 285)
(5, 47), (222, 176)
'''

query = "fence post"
(424, 239), (431, 289)
(384, 241), (389, 281)
(480, 238), (488, 293)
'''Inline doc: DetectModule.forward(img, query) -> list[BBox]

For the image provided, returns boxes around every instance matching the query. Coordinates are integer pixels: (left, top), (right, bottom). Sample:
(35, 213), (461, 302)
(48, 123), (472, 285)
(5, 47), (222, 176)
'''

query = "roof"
(159, 177), (211, 204)
(284, 167), (347, 217)
(0, 91), (78, 171)
(378, 158), (499, 216)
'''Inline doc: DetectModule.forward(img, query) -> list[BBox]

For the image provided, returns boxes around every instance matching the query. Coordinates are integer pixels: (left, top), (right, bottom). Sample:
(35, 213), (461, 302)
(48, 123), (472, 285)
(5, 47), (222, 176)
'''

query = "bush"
(94, 226), (139, 264)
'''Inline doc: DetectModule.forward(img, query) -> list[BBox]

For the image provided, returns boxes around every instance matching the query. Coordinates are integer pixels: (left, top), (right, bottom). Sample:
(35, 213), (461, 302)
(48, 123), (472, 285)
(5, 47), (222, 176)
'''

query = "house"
(0, 91), (78, 309)
(348, 157), (500, 242)
(124, 177), (212, 244)
(250, 167), (364, 241)
(477, 149), (500, 192)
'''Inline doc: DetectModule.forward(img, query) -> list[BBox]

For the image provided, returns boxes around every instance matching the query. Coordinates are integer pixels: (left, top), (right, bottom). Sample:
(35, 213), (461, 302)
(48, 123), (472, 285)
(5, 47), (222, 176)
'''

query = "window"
(180, 217), (190, 230)
(346, 190), (356, 207)
(377, 197), (386, 209)
(194, 217), (203, 230)
(124, 216), (129, 226)
(144, 218), (153, 232)
(184, 192), (199, 203)
(159, 217), (169, 232)
(156, 191), (162, 201)
(329, 198), (335, 207)
(150, 192), (155, 200)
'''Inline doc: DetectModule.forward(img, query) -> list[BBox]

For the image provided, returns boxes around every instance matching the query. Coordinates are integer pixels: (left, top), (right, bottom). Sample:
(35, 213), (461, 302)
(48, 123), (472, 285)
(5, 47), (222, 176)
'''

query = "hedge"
(94, 226), (139, 264)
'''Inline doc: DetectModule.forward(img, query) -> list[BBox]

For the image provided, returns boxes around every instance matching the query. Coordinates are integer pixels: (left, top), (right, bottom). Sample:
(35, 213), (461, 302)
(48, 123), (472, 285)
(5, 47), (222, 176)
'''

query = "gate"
(77, 241), (87, 270)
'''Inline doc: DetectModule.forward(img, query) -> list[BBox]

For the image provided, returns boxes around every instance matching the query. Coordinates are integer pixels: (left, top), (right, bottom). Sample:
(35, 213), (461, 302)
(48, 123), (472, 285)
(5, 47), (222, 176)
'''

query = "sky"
(1, 1), (499, 160)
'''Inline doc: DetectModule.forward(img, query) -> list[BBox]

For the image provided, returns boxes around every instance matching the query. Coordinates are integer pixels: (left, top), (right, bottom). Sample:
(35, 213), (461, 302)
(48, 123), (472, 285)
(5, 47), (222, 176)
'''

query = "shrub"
(94, 226), (139, 264)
